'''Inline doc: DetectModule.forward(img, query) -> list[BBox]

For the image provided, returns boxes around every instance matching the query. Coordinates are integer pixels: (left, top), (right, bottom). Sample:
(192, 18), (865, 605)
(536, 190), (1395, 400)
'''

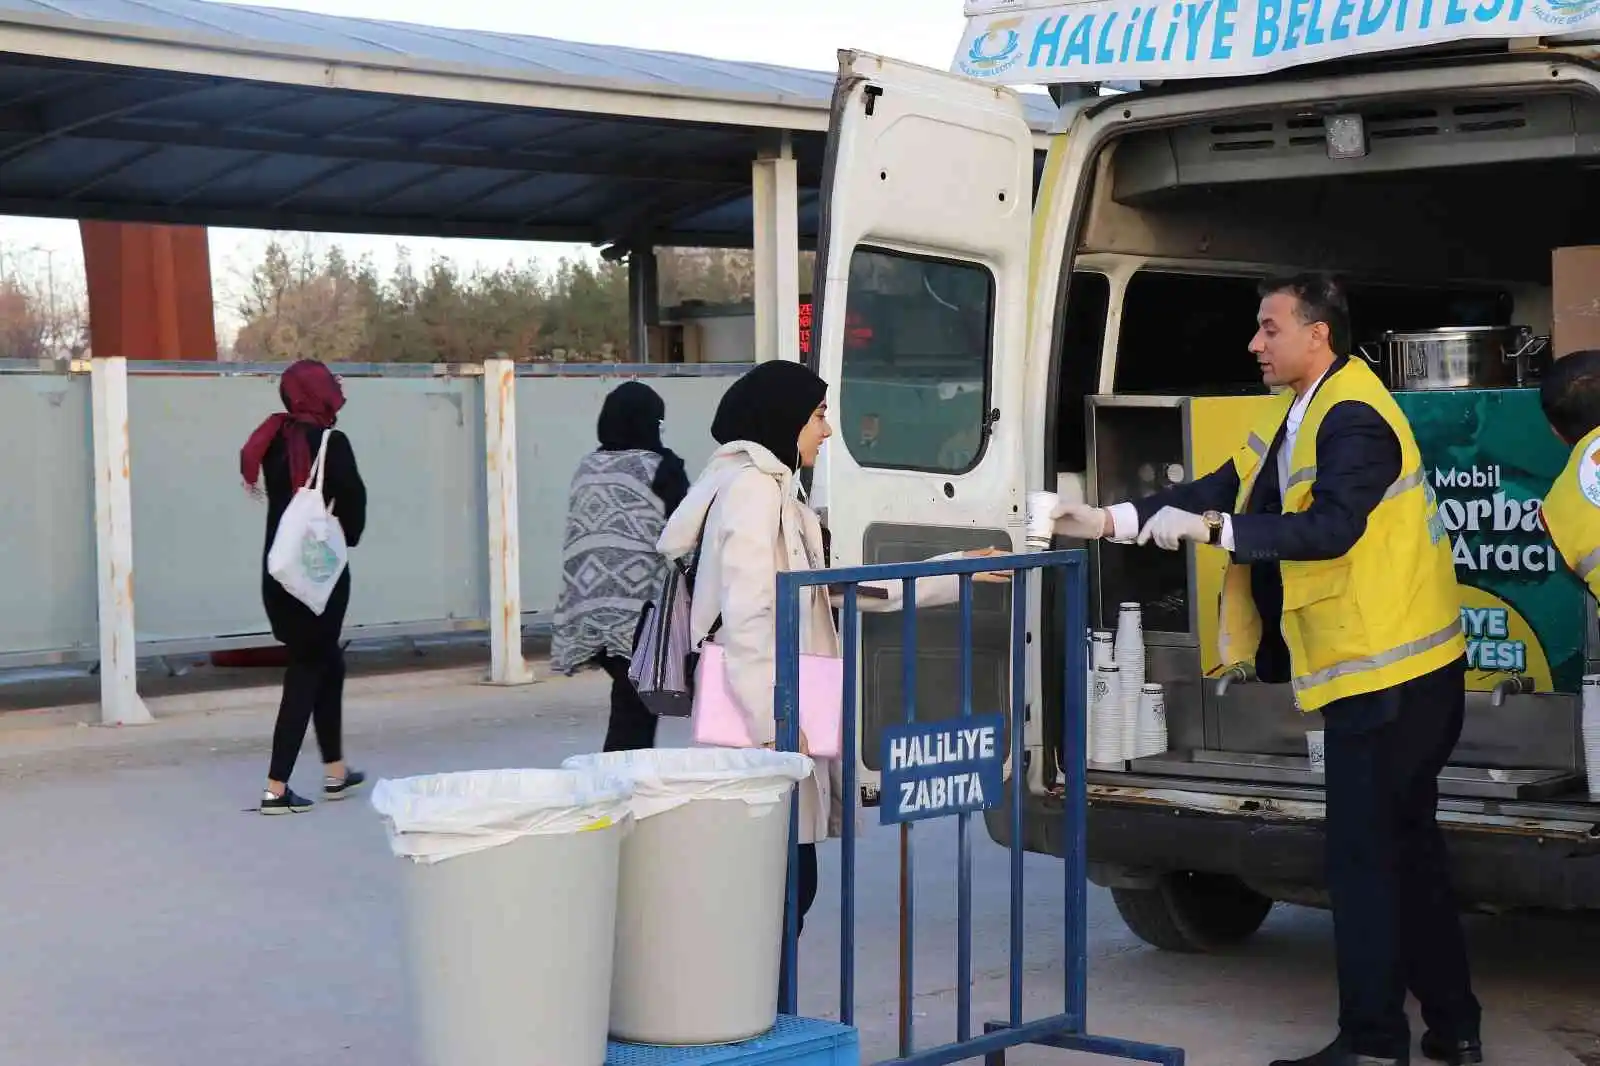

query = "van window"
(838, 247), (994, 474)
(1054, 272), (1111, 472)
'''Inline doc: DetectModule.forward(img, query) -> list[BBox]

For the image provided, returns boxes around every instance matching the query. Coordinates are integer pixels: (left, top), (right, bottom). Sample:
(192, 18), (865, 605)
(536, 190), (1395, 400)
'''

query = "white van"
(809, 11), (1600, 951)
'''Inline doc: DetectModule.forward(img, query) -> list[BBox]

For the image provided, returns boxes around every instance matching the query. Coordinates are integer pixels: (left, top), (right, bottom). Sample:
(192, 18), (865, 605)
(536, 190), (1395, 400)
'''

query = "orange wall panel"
(80, 221), (218, 360)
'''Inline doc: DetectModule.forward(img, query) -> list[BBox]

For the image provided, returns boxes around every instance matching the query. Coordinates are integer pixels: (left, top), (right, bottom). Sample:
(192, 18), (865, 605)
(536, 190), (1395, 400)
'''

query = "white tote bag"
(266, 429), (349, 615)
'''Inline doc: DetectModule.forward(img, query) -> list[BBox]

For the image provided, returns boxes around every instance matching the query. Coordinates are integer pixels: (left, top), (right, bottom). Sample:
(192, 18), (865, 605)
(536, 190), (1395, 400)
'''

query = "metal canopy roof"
(0, 0), (1058, 248)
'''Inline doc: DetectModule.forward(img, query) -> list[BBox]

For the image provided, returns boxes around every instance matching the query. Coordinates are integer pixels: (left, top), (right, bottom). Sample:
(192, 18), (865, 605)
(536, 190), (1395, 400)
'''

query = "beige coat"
(658, 441), (961, 843)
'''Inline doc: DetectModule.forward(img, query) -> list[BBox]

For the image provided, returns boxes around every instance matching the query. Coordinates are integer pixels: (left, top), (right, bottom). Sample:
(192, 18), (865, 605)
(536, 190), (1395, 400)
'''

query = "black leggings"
(777, 842), (819, 1011)
(596, 653), (658, 752)
(267, 638), (346, 783)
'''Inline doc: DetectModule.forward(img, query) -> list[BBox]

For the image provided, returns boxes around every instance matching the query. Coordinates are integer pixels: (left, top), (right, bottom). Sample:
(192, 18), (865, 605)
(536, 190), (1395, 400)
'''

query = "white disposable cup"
(1025, 490), (1059, 550)
(1306, 730), (1326, 773)
(1090, 631), (1115, 669)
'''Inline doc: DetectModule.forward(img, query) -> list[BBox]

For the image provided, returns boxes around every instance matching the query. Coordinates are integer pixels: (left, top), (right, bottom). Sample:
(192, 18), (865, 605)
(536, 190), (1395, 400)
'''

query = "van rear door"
(809, 53), (1036, 797)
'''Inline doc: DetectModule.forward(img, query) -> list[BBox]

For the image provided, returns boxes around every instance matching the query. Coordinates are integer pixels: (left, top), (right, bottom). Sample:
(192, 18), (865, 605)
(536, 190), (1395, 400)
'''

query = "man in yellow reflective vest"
(1537, 350), (1600, 608)
(1054, 275), (1481, 1066)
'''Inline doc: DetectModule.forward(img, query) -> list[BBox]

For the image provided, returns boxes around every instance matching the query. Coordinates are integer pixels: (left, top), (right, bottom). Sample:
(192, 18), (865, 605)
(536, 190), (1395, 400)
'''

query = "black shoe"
(323, 769), (366, 801)
(260, 787), (314, 815)
(1420, 1032), (1483, 1065)
(1271, 1038), (1408, 1066)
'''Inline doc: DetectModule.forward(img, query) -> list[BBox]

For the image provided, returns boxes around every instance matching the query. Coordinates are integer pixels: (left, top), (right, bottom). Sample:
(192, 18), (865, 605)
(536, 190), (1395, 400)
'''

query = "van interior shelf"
(1126, 750), (1580, 800)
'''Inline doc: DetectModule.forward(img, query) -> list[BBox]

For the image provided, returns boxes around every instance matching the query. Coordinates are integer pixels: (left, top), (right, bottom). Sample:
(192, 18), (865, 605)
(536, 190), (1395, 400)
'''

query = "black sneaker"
(260, 788), (314, 815)
(324, 769), (367, 801)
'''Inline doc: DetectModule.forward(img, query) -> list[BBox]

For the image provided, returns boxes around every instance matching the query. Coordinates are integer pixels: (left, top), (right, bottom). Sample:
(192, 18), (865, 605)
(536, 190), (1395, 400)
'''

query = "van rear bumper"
(984, 782), (1600, 912)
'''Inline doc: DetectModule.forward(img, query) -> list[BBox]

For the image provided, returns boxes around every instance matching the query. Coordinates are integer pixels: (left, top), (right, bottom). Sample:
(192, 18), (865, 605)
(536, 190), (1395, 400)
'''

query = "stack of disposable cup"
(1136, 682), (1168, 759)
(1090, 664), (1123, 767)
(1114, 603), (1145, 762)
(1584, 675), (1600, 799)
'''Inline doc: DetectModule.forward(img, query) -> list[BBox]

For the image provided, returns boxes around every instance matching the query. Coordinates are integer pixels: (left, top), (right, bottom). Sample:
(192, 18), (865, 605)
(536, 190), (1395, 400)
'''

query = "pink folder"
(692, 643), (844, 758)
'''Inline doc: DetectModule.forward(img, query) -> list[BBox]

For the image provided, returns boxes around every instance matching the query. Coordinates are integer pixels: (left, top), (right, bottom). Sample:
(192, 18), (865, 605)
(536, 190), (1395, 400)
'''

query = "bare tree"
(221, 239), (815, 364)
(656, 247), (816, 308)
(0, 244), (88, 359)
(229, 237), (371, 362)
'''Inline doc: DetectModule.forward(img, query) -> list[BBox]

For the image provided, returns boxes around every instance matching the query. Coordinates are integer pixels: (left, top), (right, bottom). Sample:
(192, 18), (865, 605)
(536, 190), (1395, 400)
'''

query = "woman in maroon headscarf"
(241, 360), (368, 815)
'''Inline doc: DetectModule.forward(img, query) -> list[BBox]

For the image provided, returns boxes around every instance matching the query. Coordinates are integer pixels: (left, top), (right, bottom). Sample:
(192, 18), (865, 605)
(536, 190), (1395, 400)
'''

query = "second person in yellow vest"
(1536, 349), (1600, 607)
(1053, 274), (1479, 1066)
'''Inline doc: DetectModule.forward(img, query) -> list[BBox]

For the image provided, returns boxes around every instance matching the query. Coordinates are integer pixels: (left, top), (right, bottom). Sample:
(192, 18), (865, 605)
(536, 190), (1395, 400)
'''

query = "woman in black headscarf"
(551, 381), (690, 751)
(657, 360), (1009, 1008)
(706, 359), (830, 470)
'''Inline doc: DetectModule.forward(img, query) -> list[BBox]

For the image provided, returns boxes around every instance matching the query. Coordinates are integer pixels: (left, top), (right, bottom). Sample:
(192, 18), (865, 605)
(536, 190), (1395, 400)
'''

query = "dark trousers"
(777, 842), (819, 1012)
(267, 637), (346, 783)
(1322, 655), (1481, 1059)
(596, 653), (658, 752)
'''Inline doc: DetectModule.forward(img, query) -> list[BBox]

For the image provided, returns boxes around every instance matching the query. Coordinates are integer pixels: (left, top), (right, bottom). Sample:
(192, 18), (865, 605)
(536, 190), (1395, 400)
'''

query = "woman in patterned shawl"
(551, 381), (690, 751)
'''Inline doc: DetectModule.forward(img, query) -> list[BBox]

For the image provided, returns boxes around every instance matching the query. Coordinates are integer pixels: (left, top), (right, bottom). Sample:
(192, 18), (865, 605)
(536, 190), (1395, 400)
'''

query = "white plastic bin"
(371, 768), (633, 1066)
(562, 748), (814, 1046)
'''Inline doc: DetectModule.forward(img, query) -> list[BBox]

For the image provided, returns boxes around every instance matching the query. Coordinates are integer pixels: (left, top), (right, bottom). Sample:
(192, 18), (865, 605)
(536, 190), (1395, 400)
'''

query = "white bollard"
(90, 357), (153, 726)
(482, 358), (534, 687)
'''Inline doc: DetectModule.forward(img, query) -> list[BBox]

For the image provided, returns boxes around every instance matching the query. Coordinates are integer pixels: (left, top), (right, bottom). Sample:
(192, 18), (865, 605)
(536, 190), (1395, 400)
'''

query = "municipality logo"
(1578, 443), (1600, 507)
(1532, 0), (1600, 27)
(959, 17), (1024, 79)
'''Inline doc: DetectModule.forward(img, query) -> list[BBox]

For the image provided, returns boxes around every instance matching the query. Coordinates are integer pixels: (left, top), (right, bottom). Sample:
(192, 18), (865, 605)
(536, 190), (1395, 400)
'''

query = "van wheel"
(1111, 873), (1273, 953)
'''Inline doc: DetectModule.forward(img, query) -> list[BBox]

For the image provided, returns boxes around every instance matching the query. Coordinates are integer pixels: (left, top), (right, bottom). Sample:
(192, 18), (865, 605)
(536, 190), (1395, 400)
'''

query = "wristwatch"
(1202, 511), (1225, 546)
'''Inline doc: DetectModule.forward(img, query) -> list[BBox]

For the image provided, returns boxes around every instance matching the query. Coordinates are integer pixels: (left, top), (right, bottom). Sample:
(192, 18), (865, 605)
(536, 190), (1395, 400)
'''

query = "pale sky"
(0, 0), (975, 320)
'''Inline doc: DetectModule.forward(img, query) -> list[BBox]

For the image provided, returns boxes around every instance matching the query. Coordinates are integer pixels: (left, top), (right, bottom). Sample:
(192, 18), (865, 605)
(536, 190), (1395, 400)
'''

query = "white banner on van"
(953, 0), (1600, 85)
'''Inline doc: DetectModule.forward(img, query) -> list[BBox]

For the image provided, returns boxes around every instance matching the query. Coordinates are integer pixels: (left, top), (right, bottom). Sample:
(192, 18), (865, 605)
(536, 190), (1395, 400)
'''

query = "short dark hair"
(1258, 273), (1351, 357)
(1540, 349), (1600, 445)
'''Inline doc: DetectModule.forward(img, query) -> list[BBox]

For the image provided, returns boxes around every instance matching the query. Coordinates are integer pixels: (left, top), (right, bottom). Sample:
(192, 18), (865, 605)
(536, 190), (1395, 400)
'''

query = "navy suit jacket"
(1131, 358), (1402, 684)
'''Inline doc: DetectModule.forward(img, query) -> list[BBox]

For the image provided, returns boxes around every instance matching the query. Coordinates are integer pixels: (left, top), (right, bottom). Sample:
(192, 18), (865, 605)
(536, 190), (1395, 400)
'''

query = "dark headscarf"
(710, 361), (828, 471)
(240, 360), (345, 489)
(596, 380), (690, 516)
(597, 381), (666, 452)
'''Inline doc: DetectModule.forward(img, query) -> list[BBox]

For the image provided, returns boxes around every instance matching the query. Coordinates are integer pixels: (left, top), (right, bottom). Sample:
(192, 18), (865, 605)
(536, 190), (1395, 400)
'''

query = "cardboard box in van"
(1553, 246), (1600, 358)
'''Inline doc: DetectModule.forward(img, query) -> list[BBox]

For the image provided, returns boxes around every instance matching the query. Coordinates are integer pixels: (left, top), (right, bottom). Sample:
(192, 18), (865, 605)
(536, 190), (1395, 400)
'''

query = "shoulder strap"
(682, 491), (721, 639)
(307, 429), (333, 492)
(685, 485), (800, 644)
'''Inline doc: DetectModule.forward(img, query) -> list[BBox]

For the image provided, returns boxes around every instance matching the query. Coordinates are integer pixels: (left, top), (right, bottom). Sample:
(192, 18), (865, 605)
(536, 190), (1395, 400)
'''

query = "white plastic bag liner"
(266, 429), (349, 615)
(562, 747), (813, 821)
(371, 768), (633, 864)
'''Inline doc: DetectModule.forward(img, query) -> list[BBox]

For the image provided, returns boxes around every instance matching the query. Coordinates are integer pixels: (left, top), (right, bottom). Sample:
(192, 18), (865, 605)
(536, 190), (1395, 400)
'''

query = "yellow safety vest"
(1216, 359), (1465, 712)
(1541, 425), (1600, 602)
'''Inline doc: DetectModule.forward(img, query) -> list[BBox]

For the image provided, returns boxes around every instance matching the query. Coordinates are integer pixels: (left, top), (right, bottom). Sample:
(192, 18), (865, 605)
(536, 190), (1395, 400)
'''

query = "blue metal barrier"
(773, 548), (1184, 1066)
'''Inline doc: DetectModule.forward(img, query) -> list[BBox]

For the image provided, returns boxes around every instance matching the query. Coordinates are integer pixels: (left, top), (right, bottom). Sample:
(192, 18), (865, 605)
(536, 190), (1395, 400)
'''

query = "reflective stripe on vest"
(1384, 467), (1427, 501)
(1577, 545), (1600, 582)
(1282, 464), (1428, 503)
(1290, 616), (1463, 696)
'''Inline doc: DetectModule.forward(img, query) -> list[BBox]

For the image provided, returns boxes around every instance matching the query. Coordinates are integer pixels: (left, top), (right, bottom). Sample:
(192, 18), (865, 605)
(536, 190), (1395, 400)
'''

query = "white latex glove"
(1136, 506), (1210, 551)
(1052, 501), (1109, 540)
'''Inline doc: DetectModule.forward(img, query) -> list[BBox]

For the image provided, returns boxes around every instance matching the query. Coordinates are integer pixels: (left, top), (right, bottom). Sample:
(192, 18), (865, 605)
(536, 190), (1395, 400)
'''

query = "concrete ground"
(0, 665), (1597, 1066)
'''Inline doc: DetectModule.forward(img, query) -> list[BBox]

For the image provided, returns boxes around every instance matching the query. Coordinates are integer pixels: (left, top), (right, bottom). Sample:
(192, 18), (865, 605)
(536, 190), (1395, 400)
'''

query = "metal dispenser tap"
(1489, 673), (1533, 708)
(1215, 662), (1256, 697)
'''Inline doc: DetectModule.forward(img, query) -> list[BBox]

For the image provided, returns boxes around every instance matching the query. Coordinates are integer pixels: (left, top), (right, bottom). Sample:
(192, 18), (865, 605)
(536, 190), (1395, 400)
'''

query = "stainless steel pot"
(1362, 326), (1549, 391)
